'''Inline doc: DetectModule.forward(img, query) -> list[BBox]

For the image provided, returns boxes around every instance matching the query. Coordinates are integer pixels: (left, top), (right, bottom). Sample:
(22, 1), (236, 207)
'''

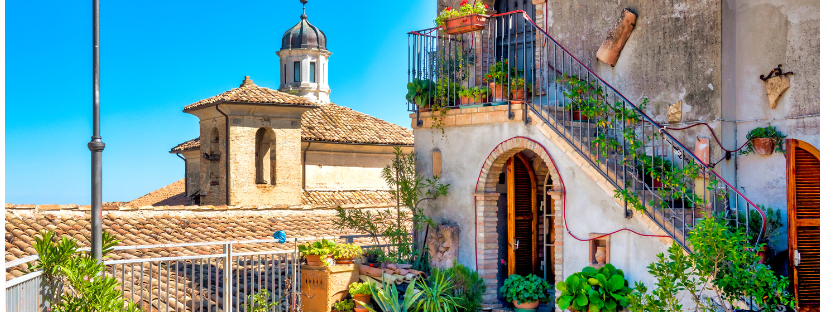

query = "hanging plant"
(740, 126), (786, 155)
(435, 1), (490, 35)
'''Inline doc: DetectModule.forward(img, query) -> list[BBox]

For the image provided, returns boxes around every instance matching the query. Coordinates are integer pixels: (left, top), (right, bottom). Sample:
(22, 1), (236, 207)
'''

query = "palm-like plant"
(414, 271), (461, 312)
(357, 274), (424, 312)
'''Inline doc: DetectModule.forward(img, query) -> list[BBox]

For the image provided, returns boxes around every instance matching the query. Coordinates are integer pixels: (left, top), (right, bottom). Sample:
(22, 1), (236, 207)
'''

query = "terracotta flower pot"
(510, 88), (528, 101)
(353, 294), (372, 306)
(354, 307), (368, 312)
(305, 255), (325, 266)
(443, 14), (489, 35)
(752, 138), (775, 155)
(460, 95), (474, 105)
(757, 246), (771, 264)
(335, 257), (354, 264)
(513, 300), (539, 309)
(572, 110), (590, 121)
(489, 82), (506, 101)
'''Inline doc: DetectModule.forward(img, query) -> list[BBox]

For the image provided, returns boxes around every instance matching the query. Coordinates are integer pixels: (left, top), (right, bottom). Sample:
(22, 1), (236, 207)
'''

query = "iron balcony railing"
(408, 11), (766, 251)
(5, 234), (395, 312)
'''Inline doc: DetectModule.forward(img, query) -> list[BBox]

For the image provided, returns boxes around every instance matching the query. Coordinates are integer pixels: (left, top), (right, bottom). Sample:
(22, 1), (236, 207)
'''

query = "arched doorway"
(474, 137), (562, 307)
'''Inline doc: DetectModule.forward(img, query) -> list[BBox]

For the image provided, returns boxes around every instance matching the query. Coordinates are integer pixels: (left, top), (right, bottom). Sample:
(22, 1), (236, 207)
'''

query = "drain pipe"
(302, 141), (312, 189)
(215, 105), (231, 205)
(176, 153), (187, 198)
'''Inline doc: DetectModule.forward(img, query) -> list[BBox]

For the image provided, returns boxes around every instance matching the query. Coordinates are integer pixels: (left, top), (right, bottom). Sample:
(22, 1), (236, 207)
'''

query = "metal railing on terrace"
(407, 11), (766, 251)
(6, 234), (395, 312)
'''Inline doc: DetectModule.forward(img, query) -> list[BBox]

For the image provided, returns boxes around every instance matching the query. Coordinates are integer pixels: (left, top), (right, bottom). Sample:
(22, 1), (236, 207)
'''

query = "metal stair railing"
(407, 11), (765, 251)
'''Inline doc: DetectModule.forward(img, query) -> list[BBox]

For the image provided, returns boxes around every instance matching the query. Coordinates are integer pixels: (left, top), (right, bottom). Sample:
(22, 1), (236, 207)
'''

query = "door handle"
(795, 250), (801, 266)
(514, 240), (520, 250)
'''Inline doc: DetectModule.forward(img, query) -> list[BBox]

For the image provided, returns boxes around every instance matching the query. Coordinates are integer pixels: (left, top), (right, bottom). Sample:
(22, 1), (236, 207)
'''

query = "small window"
(283, 64), (287, 84)
(293, 61), (301, 82)
(310, 62), (316, 83)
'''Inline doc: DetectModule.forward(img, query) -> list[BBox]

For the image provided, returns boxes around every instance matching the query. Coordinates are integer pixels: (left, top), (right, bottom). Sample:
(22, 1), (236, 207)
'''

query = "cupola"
(277, 0), (332, 104)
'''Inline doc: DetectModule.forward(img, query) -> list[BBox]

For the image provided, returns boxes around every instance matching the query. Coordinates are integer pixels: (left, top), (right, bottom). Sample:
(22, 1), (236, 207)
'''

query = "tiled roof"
(170, 103), (413, 152)
(302, 190), (395, 207)
(170, 137), (200, 153)
(129, 179), (189, 207)
(301, 103), (414, 145)
(183, 76), (316, 112)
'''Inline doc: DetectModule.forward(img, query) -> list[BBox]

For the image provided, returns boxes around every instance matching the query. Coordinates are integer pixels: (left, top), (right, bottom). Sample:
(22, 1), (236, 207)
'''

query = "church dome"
(281, 13), (327, 50)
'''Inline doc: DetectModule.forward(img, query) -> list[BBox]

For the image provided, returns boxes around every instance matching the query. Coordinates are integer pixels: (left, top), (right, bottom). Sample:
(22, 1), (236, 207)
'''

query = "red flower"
(460, 0), (468, 6)
(445, 6), (452, 11)
(484, 4), (489, 9)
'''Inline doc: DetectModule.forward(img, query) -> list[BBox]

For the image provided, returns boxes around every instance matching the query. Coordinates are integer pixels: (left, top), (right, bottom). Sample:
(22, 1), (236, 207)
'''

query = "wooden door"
(787, 139), (820, 309)
(507, 153), (537, 276)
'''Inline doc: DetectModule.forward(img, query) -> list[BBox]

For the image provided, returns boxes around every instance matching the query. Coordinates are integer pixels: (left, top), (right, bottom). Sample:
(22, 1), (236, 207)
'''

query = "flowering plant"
(435, 0), (489, 26)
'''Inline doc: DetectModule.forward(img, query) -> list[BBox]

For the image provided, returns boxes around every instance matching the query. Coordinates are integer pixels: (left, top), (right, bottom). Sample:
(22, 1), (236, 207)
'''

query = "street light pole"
(87, 0), (105, 262)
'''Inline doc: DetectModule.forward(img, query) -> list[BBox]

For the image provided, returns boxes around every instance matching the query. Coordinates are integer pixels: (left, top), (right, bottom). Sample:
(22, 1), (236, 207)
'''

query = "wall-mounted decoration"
(760, 64), (794, 109)
(596, 8), (637, 67)
(667, 100), (682, 124)
(432, 149), (442, 177)
(588, 233), (610, 268)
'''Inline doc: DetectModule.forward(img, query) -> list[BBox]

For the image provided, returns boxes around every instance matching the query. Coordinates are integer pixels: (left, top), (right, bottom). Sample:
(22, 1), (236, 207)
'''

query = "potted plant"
(406, 78), (436, 110)
(363, 249), (385, 266)
(731, 205), (784, 264)
(435, 0), (490, 35)
(334, 243), (363, 264)
(358, 275), (423, 312)
(298, 239), (336, 266)
(332, 299), (355, 312)
(500, 274), (552, 310)
(436, 77), (462, 107)
(507, 76), (532, 101)
(740, 126), (786, 155)
(556, 264), (632, 312)
(485, 60), (511, 101)
(557, 74), (606, 121)
(458, 86), (489, 105)
(635, 155), (673, 189)
(349, 282), (374, 307)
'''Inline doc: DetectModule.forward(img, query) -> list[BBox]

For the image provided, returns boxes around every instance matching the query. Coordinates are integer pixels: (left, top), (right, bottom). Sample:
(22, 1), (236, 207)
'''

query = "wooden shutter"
(788, 139), (820, 309)
(507, 153), (537, 276)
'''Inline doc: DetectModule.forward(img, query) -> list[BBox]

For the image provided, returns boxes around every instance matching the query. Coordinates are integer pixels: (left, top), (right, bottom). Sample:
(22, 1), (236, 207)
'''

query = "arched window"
(208, 128), (220, 185)
(255, 128), (276, 185)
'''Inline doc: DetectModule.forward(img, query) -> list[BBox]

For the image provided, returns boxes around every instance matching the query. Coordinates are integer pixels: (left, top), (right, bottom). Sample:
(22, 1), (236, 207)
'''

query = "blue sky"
(5, 0), (435, 204)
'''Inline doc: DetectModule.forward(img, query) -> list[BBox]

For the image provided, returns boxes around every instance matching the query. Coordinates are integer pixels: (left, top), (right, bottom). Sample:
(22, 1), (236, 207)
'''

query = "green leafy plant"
(628, 217), (794, 312)
(436, 77), (462, 107)
(349, 282), (374, 296)
(28, 230), (140, 312)
(407, 78), (435, 109)
(333, 299), (355, 312)
(740, 126), (787, 155)
(246, 289), (277, 312)
(415, 272), (462, 312)
(430, 261), (486, 312)
(556, 264), (632, 312)
(334, 243), (363, 259)
(484, 59), (513, 83)
(335, 147), (449, 268)
(738, 205), (783, 246)
(500, 274), (552, 306)
(358, 275), (424, 312)
(458, 86), (489, 103)
(435, 1), (489, 27)
(556, 74), (608, 119)
(298, 239), (336, 256)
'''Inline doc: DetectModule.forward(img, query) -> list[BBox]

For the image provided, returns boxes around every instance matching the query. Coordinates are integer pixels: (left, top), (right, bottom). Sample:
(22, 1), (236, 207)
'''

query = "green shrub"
(349, 282), (373, 296)
(298, 239), (336, 256)
(430, 262), (486, 312)
(28, 230), (140, 312)
(556, 264), (632, 312)
(334, 243), (363, 259)
(500, 274), (552, 305)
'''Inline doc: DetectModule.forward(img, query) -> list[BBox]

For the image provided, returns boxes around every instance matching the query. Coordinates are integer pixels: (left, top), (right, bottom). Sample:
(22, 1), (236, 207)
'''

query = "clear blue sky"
(6, 0), (435, 205)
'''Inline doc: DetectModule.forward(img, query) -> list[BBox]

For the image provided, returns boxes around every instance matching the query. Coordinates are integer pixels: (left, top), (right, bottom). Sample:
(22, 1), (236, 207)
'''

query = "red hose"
(473, 137), (669, 267)
(663, 122), (750, 153)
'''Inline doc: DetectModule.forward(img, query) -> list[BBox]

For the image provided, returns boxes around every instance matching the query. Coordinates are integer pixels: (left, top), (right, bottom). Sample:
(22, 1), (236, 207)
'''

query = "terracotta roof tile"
(170, 138), (200, 153)
(183, 76), (316, 112)
(302, 190), (395, 207)
(129, 179), (189, 207)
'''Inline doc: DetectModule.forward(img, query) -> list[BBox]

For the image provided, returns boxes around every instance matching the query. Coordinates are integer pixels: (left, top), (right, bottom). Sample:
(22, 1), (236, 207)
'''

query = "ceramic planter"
(489, 82), (506, 101)
(513, 300), (539, 309)
(460, 95), (487, 105)
(335, 257), (354, 264)
(443, 14), (489, 35)
(752, 138), (775, 155)
(572, 110), (590, 121)
(757, 246), (771, 264)
(305, 255), (327, 266)
(510, 88), (528, 101)
(353, 307), (368, 312)
(353, 294), (372, 306)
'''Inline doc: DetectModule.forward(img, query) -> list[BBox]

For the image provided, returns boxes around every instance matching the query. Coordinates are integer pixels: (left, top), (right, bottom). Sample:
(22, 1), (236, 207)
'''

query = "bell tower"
(277, 0), (332, 104)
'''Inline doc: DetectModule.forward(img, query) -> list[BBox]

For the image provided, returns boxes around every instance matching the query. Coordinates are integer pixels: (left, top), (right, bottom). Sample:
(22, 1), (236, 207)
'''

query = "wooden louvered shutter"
(788, 139), (820, 309)
(507, 153), (537, 276)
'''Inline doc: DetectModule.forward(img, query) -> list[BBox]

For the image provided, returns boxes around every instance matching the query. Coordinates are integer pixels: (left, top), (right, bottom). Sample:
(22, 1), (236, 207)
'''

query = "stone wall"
(199, 116), (227, 206)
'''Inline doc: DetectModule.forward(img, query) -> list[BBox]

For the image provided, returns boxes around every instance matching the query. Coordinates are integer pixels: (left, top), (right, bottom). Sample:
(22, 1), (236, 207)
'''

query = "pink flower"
(500, 259), (507, 266)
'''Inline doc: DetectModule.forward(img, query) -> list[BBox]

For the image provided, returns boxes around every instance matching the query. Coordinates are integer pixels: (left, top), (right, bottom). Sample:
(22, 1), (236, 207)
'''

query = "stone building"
(411, 0), (820, 310)
(168, 4), (413, 207)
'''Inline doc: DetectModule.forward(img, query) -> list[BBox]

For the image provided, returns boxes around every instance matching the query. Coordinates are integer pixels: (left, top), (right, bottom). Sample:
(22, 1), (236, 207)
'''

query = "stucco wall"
(180, 150), (201, 197)
(414, 120), (670, 295)
(728, 0), (820, 253)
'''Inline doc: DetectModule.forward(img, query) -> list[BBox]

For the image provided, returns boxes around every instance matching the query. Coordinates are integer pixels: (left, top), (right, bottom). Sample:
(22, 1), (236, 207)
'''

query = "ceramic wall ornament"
(596, 8), (638, 67)
(667, 100), (683, 124)
(760, 64), (794, 109)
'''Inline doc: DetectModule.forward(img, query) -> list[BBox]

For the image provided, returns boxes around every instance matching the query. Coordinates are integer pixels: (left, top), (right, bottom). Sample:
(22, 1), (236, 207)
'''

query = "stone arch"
(473, 136), (564, 307)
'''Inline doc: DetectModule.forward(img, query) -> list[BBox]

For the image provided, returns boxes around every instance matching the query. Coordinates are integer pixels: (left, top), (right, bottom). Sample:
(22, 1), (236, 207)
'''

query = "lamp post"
(87, 0), (105, 262)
